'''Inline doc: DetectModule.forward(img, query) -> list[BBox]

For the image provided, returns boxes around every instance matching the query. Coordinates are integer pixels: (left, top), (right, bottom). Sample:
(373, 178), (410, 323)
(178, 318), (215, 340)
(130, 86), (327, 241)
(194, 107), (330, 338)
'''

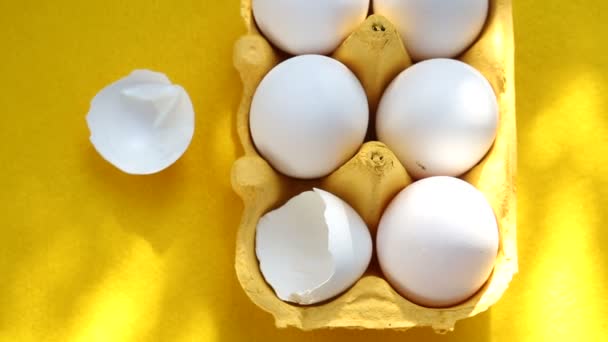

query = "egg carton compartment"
(231, 0), (517, 332)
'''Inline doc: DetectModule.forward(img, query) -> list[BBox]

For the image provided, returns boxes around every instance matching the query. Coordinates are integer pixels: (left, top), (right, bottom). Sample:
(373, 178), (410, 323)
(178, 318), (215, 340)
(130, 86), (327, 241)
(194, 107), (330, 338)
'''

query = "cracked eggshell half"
(86, 70), (195, 175)
(252, 0), (370, 55)
(255, 188), (372, 305)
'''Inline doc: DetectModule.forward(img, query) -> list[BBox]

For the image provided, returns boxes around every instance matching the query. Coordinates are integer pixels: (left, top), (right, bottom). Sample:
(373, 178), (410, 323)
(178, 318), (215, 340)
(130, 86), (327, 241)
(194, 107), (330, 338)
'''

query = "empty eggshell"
(250, 55), (369, 179)
(373, 0), (489, 61)
(377, 176), (499, 308)
(86, 70), (195, 175)
(256, 188), (373, 305)
(377, 58), (498, 179)
(252, 0), (370, 55)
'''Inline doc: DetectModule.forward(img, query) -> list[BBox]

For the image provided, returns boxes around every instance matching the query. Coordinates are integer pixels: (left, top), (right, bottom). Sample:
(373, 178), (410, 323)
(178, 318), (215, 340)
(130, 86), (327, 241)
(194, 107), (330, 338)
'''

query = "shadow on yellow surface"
(1, 0), (607, 341)
(502, 0), (608, 339)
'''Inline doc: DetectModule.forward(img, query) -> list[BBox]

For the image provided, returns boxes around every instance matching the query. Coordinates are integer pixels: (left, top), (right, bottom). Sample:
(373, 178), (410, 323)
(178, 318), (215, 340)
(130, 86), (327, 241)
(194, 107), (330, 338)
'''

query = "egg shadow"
(83, 145), (186, 254)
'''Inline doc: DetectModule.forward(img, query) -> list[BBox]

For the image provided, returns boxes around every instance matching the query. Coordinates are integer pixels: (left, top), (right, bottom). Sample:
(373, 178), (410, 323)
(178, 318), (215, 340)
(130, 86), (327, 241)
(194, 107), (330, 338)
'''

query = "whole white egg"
(252, 0), (370, 55)
(250, 55), (368, 179)
(376, 58), (498, 179)
(376, 176), (499, 308)
(373, 0), (489, 60)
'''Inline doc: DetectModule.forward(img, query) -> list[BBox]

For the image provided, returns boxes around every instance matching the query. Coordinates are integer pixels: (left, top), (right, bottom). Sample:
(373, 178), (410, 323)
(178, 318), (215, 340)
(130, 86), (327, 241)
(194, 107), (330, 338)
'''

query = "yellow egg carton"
(231, 0), (517, 332)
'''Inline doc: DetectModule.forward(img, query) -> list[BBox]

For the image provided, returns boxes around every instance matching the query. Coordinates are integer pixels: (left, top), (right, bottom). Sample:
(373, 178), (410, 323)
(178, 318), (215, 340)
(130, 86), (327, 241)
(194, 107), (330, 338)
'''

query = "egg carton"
(231, 0), (517, 332)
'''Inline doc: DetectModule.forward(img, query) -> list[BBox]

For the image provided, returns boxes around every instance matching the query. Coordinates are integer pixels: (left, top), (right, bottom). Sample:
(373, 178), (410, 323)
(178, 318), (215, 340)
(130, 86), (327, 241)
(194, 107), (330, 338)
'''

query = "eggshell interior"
(256, 188), (372, 305)
(86, 70), (195, 175)
(232, 0), (516, 332)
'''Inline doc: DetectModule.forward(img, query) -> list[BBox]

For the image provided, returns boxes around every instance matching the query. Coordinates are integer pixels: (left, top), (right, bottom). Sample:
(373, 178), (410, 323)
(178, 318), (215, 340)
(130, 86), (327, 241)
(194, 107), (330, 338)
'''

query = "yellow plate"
(232, 0), (517, 332)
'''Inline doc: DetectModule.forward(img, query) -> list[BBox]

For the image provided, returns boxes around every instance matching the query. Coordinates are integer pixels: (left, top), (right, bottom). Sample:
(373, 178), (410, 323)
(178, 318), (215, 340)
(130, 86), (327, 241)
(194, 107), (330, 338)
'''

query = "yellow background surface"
(1, 0), (606, 341)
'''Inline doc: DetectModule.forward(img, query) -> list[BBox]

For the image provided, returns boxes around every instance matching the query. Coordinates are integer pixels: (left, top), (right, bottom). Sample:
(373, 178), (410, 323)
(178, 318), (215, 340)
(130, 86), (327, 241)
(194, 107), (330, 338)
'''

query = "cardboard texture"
(232, 0), (517, 332)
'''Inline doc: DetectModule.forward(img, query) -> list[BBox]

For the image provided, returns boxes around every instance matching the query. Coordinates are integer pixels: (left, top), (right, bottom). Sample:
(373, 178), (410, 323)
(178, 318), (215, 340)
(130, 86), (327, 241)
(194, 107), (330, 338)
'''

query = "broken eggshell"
(86, 70), (195, 175)
(256, 188), (373, 305)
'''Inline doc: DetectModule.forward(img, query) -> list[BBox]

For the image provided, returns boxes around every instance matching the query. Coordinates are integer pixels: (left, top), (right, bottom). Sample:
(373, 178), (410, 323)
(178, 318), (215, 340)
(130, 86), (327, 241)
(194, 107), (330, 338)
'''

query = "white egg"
(250, 55), (368, 179)
(256, 188), (373, 305)
(86, 70), (195, 175)
(373, 0), (488, 60)
(376, 59), (498, 179)
(377, 176), (499, 308)
(252, 0), (370, 55)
